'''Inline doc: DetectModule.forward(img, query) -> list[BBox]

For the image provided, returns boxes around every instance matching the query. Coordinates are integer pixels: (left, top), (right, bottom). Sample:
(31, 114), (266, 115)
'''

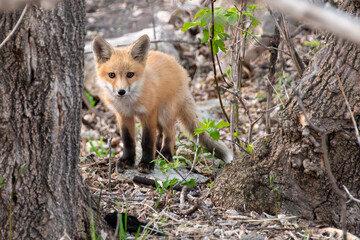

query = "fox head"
(92, 35), (150, 98)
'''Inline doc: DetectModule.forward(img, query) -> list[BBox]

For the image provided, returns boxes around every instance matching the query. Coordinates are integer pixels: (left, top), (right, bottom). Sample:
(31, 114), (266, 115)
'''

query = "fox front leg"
(137, 111), (157, 173)
(116, 114), (136, 170)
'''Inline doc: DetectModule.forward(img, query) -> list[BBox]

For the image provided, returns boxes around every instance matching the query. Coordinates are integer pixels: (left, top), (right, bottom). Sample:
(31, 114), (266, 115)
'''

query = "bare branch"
(0, 3), (29, 50)
(343, 185), (360, 204)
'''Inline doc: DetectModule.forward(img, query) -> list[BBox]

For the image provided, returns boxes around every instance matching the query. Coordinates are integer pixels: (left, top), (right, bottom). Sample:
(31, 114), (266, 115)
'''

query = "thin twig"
(147, 0), (158, 50)
(94, 186), (103, 233)
(0, 3), (29, 50)
(335, 74), (360, 146)
(156, 150), (193, 188)
(223, 139), (250, 156)
(221, 87), (252, 125)
(343, 185), (360, 204)
(266, 13), (281, 134)
(108, 134), (113, 192)
(268, 9), (304, 76)
(232, 26), (290, 56)
(215, 54), (233, 88)
(209, 0), (230, 123)
(248, 112), (265, 144)
(180, 135), (200, 185)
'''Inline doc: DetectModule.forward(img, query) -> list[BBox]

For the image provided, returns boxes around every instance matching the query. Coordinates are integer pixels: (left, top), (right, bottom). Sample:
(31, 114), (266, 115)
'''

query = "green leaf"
(181, 22), (200, 32)
(218, 33), (225, 40)
(199, 121), (207, 128)
(221, 32), (231, 38)
(270, 175), (275, 185)
(249, 15), (260, 28)
(246, 143), (254, 155)
(208, 128), (220, 141)
(209, 120), (215, 128)
(169, 178), (179, 186)
(200, 12), (212, 27)
(226, 68), (231, 79)
(247, 4), (259, 12)
(214, 14), (226, 31)
(193, 9), (208, 21)
(201, 28), (209, 43)
(206, 181), (214, 188)
(225, 12), (239, 25)
(215, 120), (230, 129)
(215, 39), (226, 53)
(181, 178), (196, 187)
(203, 118), (211, 125)
(0, 178), (5, 188)
(194, 128), (206, 135)
(20, 163), (28, 175)
(212, 41), (219, 55)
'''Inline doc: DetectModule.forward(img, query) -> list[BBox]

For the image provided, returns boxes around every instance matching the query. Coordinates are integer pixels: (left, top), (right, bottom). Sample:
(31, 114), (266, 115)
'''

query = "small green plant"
(153, 177), (178, 210)
(89, 204), (101, 240)
(152, 157), (196, 210)
(153, 158), (185, 175)
(273, 71), (292, 108)
(303, 226), (308, 240)
(182, 5), (259, 55)
(245, 142), (254, 155)
(206, 181), (214, 188)
(255, 92), (267, 102)
(195, 118), (230, 141)
(84, 90), (97, 107)
(87, 137), (114, 157)
(0, 178), (6, 188)
(269, 174), (279, 216)
(303, 39), (324, 52)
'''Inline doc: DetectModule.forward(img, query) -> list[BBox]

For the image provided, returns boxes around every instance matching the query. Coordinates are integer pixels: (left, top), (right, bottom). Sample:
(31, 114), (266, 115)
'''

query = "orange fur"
(93, 35), (232, 172)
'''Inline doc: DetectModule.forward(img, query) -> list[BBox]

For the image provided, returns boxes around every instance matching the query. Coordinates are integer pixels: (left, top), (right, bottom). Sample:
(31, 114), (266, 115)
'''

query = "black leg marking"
(160, 137), (173, 162)
(138, 127), (155, 173)
(117, 126), (135, 170)
(156, 131), (163, 153)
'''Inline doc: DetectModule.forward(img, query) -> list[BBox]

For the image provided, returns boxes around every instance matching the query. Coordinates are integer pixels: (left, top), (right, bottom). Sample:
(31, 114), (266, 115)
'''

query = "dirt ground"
(81, 0), (358, 239)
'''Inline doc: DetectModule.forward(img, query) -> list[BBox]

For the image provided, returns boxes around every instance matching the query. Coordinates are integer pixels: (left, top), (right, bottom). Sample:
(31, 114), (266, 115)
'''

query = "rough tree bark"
(211, 0), (360, 235)
(0, 1), (104, 239)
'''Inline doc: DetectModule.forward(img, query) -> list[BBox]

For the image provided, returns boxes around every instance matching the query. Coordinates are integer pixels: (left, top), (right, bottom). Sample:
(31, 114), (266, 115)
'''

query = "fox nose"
(118, 89), (126, 96)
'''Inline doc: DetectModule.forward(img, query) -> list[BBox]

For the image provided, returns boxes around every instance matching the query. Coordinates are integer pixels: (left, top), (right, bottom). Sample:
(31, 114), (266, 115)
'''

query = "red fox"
(92, 34), (232, 173)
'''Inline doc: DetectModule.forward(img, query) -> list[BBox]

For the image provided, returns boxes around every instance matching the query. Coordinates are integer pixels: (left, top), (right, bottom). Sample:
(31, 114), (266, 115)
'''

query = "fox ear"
(93, 36), (114, 63)
(130, 35), (150, 62)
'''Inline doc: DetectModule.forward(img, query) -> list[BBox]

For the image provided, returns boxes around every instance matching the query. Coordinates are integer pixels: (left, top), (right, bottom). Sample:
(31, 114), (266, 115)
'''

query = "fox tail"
(178, 94), (233, 163)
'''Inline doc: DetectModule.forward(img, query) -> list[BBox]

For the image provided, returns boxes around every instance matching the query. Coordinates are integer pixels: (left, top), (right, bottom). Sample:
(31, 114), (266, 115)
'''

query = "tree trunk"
(0, 2), (103, 239)
(211, 0), (360, 235)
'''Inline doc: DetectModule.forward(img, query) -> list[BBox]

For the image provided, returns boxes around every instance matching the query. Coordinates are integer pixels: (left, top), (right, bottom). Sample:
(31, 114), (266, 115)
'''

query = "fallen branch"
(179, 186), (214, 223)
(132, 176), (196, 192)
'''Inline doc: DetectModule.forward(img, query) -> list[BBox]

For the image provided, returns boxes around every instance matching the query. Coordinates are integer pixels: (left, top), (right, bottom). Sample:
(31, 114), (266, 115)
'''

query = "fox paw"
(137, 162), (154, 174)
(117, 157), (135, 171)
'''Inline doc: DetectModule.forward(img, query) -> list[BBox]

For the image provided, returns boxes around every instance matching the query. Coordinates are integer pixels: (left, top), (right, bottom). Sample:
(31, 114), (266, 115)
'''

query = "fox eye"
(108, 72), (116, 79)
(126, 72), (135, 78)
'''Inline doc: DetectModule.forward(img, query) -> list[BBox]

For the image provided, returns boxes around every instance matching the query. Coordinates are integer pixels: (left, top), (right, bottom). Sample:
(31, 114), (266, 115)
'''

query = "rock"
(157, 11), (172, 24)
(239, 231), (265, 240)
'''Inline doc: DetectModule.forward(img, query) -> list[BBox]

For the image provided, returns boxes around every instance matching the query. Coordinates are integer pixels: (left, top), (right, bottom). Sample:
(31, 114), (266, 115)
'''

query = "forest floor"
(80, 0), (357, 239)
